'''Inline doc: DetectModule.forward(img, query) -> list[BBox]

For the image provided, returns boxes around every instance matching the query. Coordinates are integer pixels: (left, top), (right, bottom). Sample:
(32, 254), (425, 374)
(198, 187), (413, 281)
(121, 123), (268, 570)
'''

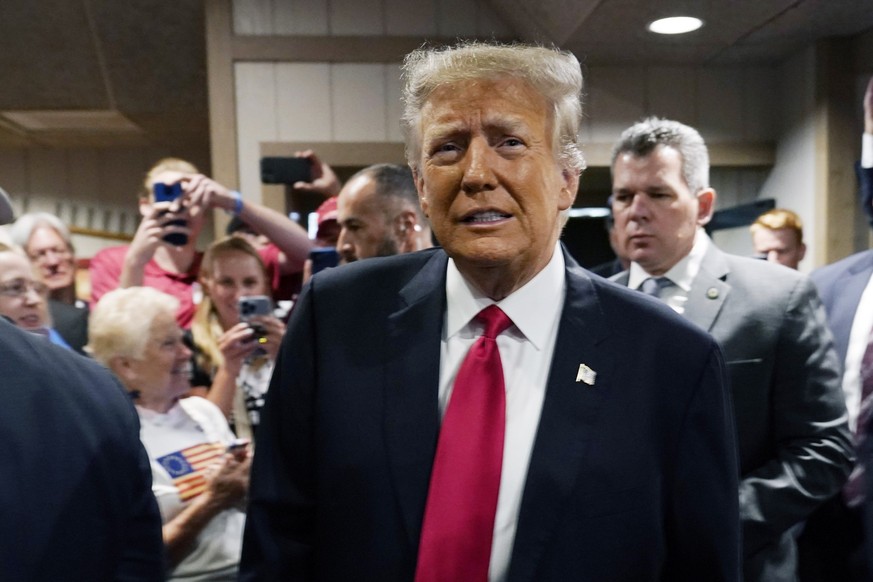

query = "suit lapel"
(682, 243), (730, 333)
(509, 251), (611, 582)
(826, 255), (873, 362)
(383, 250), (448, 552)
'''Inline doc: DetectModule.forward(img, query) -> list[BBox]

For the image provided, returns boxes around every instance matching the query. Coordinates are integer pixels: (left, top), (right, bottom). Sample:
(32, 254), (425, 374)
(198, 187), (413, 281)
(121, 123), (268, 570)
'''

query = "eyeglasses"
(29, 246), (71, 264)
(0, 279), (49, 298)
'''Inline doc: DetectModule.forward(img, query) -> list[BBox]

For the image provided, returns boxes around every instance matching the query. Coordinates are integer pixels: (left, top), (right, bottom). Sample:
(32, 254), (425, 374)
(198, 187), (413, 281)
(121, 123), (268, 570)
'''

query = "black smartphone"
(260, 157), (312, 184)
(152, 182), (188, 246)
(226, 438), (249, 453)
(310, 247), (340, 274)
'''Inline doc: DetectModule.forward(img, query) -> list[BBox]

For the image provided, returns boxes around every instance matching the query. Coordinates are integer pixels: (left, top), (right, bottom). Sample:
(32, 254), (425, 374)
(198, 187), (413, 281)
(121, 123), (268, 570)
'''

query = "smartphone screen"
(310, 247), (340, 274)
(153, 182), (183, 203)
(260, 157), (312, 185)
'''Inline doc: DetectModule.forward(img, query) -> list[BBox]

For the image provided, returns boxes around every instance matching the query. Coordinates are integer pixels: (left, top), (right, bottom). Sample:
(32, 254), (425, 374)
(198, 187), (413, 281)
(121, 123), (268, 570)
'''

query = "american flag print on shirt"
(157, 442), (225, 502)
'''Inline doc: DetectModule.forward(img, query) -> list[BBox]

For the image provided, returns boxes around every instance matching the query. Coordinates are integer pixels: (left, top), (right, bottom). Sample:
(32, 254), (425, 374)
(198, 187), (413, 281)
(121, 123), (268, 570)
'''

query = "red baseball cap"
(315, 197), (339, 241)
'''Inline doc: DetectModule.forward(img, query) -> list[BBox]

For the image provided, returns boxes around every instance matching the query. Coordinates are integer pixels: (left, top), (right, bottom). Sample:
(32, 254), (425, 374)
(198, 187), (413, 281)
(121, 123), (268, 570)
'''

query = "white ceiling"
(0, 0), (871, 149)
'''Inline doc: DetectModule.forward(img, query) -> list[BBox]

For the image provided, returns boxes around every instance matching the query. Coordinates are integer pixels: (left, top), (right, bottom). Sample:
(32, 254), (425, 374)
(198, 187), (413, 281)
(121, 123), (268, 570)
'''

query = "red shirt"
(89, 245), (290, 328)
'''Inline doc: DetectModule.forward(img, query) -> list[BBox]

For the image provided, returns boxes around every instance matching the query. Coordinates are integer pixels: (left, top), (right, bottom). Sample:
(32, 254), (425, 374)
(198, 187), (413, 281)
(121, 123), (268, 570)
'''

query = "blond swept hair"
(142, 157), (199, 198)
(750, 208), (804, 244)
(400, 41), (585, 175)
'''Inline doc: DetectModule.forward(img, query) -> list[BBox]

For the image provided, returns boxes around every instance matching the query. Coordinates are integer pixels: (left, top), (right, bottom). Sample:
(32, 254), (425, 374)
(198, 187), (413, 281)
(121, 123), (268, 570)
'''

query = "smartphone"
(239, 295), (272, 319)
(153, 182), (183, 203)
(152, 182), (188, 246)
(310, 247), (340, 275)
(226, 438), (249, 453)
(260, 157), (312, 185)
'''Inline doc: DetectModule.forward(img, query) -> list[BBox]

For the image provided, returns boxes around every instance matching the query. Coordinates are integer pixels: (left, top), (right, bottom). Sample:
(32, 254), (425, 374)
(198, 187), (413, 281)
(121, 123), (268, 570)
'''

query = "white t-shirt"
(138, 397), (245, 581)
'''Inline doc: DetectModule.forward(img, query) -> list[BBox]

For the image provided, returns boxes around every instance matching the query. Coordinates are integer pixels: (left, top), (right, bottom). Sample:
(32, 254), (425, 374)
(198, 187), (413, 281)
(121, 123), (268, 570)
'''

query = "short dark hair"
(351, 164), (424, 221)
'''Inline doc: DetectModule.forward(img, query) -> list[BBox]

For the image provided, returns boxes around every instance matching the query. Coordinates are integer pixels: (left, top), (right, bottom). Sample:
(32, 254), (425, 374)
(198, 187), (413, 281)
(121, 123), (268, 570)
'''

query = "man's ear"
(696, 188), (717, 226)
(394, 210), (418, 252)
(413, 168), (429, 218)
(559, 168), (580, 211)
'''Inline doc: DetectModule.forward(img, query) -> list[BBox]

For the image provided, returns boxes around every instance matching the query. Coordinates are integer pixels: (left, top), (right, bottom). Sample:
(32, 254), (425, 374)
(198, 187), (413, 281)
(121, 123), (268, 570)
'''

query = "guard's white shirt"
(627, 228), (710, 314)
(439, 242), (566, 582)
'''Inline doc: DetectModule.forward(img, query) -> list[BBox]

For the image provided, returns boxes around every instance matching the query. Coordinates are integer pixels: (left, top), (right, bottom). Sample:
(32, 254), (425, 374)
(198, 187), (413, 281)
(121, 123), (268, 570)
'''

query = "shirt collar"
(445, 242), (566, 351)
(627, 228), (709, 292)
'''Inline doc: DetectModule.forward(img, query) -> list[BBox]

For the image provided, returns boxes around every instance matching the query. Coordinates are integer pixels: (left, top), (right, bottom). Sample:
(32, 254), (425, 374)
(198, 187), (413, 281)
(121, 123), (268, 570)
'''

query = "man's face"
(26, 226), (75, 291)
(414, 77), (576, 280)
(611, 145), (714, 276)
(336, 174), (399, 263)
(752, 227), (805, 269)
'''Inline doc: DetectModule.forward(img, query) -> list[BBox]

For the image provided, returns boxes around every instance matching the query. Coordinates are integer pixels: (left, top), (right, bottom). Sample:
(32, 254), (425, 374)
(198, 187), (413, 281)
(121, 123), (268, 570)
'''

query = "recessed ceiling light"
(648, 16), (703, 35)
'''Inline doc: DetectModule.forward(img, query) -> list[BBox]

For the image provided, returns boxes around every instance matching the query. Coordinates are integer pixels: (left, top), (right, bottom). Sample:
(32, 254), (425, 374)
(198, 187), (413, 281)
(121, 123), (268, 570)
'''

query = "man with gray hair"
(10, 212), (89, 353)
(242, 44), (740, 581)
(609, 116), (852, 582)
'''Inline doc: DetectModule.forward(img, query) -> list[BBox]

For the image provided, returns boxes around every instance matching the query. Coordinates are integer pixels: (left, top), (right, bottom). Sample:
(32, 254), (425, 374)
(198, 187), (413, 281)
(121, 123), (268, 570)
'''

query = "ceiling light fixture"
(648, 16), (703, 35)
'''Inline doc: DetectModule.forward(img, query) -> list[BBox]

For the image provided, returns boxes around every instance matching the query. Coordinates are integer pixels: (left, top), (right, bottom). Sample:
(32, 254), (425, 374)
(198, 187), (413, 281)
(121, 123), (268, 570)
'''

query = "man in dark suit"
(800, 75), (873, 582)
(0, 187), (164, 579)
(241, 42), (741, 581)
(608, 117), (852, 582)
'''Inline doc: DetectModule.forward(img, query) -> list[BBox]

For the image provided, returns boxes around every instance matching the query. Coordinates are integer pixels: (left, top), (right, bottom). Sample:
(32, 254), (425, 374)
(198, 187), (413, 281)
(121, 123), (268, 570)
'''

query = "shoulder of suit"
(811, 248), (873, 281)
(313, 247), (444, 287)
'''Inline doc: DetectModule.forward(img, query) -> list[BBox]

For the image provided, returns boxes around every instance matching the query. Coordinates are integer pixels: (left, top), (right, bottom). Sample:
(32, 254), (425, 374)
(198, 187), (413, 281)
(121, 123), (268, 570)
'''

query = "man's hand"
(183, 174), (236, 218)
(124, 203), (192, 272)
(292, 150), (341, 197)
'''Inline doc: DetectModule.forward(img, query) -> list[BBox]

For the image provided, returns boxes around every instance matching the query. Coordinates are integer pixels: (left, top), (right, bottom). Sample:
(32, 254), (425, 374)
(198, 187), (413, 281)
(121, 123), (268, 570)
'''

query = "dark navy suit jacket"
(0, 319), (164, 581)
(241, 247), (740, 581)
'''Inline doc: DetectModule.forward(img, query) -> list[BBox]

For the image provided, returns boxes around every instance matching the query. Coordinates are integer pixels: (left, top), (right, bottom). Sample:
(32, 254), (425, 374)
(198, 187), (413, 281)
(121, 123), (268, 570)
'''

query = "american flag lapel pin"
(576, 364), (596, 386)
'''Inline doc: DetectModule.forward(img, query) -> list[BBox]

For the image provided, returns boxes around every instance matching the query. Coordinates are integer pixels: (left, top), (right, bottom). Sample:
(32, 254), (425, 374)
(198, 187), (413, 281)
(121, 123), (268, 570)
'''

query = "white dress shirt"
(439, 242), (566, 582)
(841, 273), (873, 432)
(627, 228), (710, 314)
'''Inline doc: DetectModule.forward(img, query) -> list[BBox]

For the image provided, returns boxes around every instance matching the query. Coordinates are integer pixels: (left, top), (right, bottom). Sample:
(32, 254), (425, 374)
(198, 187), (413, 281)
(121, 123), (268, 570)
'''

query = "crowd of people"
(2, 40), (873, 581)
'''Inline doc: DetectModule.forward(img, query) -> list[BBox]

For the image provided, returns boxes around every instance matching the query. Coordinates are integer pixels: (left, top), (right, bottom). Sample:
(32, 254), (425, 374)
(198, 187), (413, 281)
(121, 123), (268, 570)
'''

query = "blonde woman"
(192, 237), (286, 441)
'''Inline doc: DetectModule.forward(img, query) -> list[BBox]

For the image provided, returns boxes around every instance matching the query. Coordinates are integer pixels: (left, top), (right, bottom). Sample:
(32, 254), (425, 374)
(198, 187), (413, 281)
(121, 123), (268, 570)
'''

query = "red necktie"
(415, 305), (512, 582)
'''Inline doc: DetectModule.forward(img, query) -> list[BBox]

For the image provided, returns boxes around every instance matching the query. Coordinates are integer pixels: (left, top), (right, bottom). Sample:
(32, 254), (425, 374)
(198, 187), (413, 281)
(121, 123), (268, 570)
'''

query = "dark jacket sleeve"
(240, 283), (317, 581)
(738, 278), (853, 554)
(665, 341), (741, 581)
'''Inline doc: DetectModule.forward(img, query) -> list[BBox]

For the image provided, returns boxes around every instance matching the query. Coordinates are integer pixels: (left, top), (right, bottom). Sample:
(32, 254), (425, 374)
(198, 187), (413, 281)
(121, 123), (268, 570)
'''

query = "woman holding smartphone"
(191, 237), (286, 441)
(88, 287), (249, 581)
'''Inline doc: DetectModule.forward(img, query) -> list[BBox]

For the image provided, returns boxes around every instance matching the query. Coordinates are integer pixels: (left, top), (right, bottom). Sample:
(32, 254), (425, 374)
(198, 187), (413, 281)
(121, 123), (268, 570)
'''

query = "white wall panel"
(587, 66), (646, 144)
(332, 64), (389, 141)
(331, 0), (384, 35)
(28, 149), (68, 214)
(385, 62), (405, 142)
(274, 0), (329, 35)
(698, 69), (744, 142)
(646, 67), (698, 125)
(477, 2), (514, 37)
(233, 0), (274, 34)
(386, 0), (437, 36)
(438, 0), (478, 37)
(741, 67), (777, 141)
(236, 63), (280, 203)
(276, 63), (333, 141)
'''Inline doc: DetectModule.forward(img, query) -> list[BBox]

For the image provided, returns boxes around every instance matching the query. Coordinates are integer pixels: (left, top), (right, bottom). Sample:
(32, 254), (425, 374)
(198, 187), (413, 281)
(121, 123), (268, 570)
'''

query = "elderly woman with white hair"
(88, 286), (250, 581)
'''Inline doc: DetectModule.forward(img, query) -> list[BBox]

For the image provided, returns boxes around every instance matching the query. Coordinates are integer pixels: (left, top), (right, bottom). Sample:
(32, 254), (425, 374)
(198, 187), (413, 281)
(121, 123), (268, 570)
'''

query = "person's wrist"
(224, 191), (244, 216)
